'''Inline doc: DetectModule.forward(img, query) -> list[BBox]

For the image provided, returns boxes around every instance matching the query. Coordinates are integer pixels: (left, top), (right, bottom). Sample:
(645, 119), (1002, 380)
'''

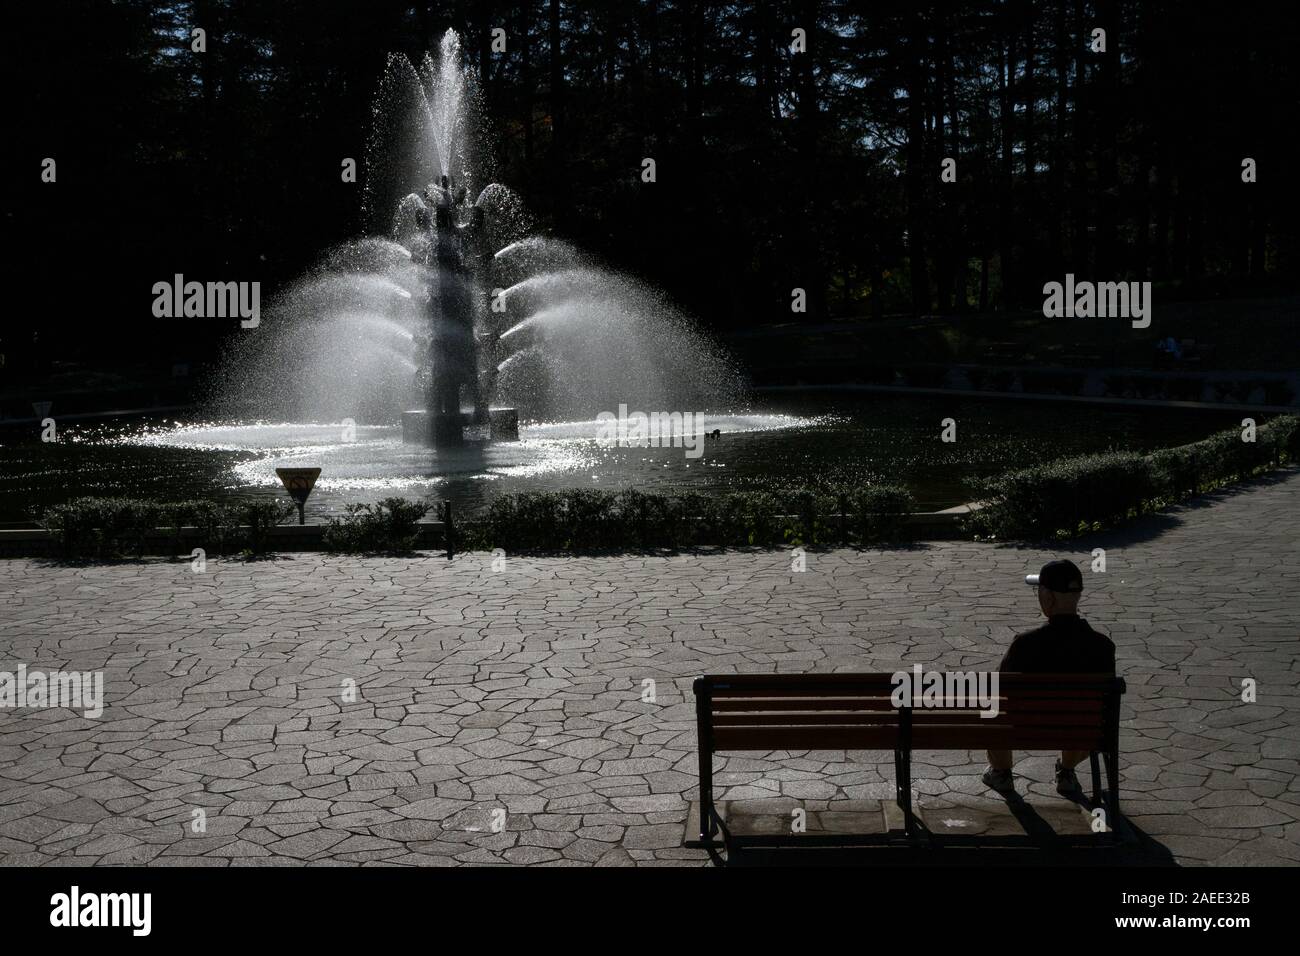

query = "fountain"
(132, 29), (809, 512)
(383, 30), (515, 447)
(13, 30), (1209, 526)
(207, 29), (742, 447)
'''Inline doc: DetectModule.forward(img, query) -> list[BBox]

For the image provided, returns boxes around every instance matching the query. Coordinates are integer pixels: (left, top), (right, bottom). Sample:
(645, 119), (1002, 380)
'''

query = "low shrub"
(613, 489), (686, 550)
(704, 491), (778, 547)
(469, 490), (620, 551)
(37, 495), (305, 559)
(1151, 415), (1297, 500)
(778, 486), (834, 547)
(324, 497), (431, 553)
(1261, 414), (1300, 465)
(968, 452), (1154, 540)
(847, 485), (916, 543)
(234, 499), (295, 555)
(160, 499), (236, 556)
(38, 497), (162, 559)
(463, 483), (914, 553)
(971, 414), (1299, 540)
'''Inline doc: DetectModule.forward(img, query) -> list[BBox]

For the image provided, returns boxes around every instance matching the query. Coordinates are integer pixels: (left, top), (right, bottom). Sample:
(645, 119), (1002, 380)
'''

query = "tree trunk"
(1152, 142), (1170, 280)
(1021, 0), (1036, 290)
(934, 10), (956, 313)
(1095, 0), (1120, 278)
(1071, 0), (1089, 274)
(520, 1), (533, 165)
(796, 0), (826, 318)
(1250, 199), (1267, 276)
(944, 17), (965, 310)
(549, 0), (564, 175)
(907, 9), (931, 315)
(997, 8), (1017, 309)
(1051, 0), (1069, 272)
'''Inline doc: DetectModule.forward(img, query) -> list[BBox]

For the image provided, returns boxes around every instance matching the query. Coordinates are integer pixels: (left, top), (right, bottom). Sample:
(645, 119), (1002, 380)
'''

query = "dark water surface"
(0, 393), (1251, 522)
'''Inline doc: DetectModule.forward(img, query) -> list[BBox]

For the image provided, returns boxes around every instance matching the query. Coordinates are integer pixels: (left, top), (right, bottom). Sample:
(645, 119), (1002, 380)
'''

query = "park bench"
(692, 672), (1126, 848)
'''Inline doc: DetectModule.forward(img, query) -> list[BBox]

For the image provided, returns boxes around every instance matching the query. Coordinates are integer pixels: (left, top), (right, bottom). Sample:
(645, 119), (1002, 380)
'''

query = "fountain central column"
(424, 177), (479, 446)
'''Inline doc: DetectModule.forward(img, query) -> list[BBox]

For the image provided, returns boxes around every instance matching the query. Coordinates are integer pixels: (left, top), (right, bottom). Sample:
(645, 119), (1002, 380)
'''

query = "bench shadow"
(711, 797), (1177, 868)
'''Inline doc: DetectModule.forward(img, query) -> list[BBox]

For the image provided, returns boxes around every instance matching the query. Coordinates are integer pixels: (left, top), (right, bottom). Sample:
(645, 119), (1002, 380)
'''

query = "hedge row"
(460, 485), (916, 552)
(37, 497), (293, 559)
(322, 498), (430, 554)
(33, 484), (916, 559)
(33, 413), (1297, 557)
(968, 414), (1299, 540)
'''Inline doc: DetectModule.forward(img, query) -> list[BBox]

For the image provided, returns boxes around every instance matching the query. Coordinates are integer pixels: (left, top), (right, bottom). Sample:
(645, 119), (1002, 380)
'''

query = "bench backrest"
(697, 674), (902, 751)
(694, 672), (1125, 753)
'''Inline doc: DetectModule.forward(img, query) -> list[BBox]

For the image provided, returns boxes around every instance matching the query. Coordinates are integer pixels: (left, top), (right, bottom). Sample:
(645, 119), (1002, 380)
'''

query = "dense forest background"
(7, 0), (1300, 374)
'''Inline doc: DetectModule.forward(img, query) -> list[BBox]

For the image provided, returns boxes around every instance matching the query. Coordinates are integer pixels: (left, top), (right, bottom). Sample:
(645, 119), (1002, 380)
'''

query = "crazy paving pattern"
(1, 472), (1297, 866)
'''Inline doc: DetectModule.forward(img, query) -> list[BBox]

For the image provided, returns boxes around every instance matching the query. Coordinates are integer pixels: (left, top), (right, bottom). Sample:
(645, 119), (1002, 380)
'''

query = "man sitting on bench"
(982, 559), (1116, 797)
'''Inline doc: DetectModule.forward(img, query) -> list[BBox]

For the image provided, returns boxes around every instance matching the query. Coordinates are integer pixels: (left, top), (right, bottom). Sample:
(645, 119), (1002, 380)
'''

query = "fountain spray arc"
(205, 30), (746, 439)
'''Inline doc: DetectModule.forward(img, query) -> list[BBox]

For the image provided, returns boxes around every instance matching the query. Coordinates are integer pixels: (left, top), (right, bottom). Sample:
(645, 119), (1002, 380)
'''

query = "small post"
(444, 500), (455, 560)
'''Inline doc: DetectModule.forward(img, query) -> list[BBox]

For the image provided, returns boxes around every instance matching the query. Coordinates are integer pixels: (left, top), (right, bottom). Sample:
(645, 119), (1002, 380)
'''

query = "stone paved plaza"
(1, 472), (1297, 867)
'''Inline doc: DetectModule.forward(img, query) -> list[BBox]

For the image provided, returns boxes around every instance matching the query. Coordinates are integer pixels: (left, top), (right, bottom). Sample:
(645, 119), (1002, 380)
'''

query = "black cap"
(1025, 559), (1084, 593)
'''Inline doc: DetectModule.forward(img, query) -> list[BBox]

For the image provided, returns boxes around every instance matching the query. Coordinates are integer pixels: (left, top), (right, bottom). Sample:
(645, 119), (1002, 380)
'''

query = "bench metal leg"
(1103, 749), (1120, 840)
(895, 748), (916, 836)
(698, 747), (718, 844)
(694, 679), (718, 846)
(1089, 751), (1102, 806)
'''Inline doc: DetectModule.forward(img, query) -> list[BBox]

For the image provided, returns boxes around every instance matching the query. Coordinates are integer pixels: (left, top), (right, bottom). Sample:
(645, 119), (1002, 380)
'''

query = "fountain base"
(400, 408), (519, 445)
(488, 407), (519, 441)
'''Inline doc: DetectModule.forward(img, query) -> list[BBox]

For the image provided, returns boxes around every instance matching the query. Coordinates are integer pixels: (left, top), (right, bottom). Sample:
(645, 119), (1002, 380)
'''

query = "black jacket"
(999, 614), (1116, 674)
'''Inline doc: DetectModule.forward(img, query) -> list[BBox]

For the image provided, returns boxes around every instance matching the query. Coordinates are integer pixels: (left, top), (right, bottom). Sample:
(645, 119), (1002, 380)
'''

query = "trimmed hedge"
(32, 484), (916, 559)
(1150, 414), (1297, 499)
(967, 452), (1152, 540)
(969, 414), (1299, 540)
(462, 484), (916, 552)
(323, 497), (430, 553)
(38, 497), (163, 560)
(162, 499), (234, 556)
(240, 499), (295, 555)
(36, 496), (294, 559)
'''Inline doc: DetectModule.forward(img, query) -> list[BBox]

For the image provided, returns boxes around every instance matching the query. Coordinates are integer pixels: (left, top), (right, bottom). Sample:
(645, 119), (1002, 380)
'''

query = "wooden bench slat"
(710, 684), (896, 698)
(704, 673), (1119, 687)
(706, 674), (900, 686)
(714, 711), (1103, 726)
(713, 727), (903, 750)
(711, 697), (899, 712)
(910, 711), (1104, 725)
(711, 699), (1108, 716)
(711, 727), (1106, 750)
(911, 729), (1106, 748)
(715, 717), (1104, 734)
(714, 713), (907, 727)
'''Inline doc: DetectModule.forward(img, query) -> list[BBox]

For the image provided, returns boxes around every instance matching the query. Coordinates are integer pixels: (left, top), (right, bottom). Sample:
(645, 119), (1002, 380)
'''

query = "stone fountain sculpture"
(400, 178), (516, 447)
